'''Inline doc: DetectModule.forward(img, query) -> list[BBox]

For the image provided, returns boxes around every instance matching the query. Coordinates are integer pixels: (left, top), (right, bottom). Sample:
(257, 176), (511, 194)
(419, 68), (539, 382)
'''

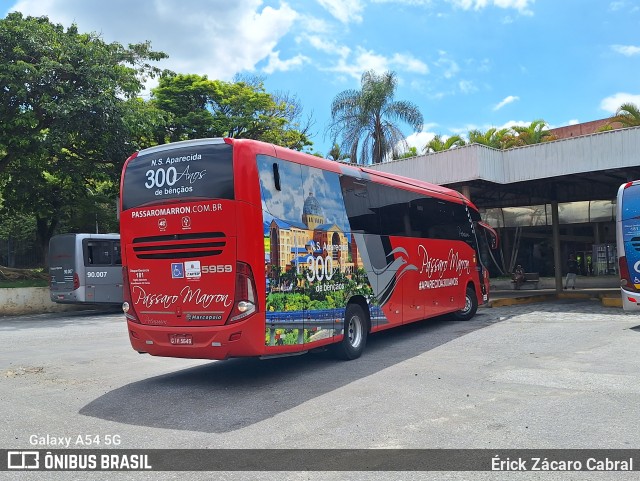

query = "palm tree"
(468, 127), (515, 149)
(423, 134), (466, 153)
(327, 143), (350, 162)
(328, 70), (424, 164)
(611, 102), (640, 128)
(512, 119), (556, 145)
(393, 146), (418, 160)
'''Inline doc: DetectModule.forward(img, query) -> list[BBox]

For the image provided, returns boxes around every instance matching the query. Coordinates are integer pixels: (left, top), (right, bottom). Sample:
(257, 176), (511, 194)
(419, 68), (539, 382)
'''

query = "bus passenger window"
(85, 241), (112, 266)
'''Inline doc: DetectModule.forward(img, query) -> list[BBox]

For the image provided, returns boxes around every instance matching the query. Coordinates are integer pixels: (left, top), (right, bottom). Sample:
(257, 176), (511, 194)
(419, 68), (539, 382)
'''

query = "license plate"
(169, 334), (193, 345)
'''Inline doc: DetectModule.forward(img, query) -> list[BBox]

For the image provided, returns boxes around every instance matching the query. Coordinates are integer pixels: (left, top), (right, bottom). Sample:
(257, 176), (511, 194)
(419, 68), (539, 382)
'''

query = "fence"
(0, 237), (43, 269)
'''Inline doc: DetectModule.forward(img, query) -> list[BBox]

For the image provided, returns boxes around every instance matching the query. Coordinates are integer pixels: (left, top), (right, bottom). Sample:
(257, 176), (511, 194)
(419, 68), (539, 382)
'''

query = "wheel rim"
(461, 294), (472, 314)
(348, 315), (363, 348)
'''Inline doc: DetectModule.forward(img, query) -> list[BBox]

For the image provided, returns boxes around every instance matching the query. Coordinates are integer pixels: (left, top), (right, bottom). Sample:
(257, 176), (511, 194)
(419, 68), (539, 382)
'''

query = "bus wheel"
(334, 304), (368, 360)
(453, 286), (478, 321)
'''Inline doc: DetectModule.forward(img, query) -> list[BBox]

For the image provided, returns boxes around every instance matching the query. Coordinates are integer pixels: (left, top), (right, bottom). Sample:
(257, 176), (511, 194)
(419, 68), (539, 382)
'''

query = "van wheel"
(453, 286), (478, 321)
(334, 304), (368, 360)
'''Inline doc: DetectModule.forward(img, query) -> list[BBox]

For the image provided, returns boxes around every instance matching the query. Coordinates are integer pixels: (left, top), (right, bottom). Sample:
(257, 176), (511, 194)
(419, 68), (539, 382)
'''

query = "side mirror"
(477, 221), (499, 249)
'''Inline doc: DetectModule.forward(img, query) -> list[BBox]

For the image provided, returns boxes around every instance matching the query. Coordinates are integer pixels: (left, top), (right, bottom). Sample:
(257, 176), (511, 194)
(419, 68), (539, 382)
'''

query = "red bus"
(119, 138), (498, 360)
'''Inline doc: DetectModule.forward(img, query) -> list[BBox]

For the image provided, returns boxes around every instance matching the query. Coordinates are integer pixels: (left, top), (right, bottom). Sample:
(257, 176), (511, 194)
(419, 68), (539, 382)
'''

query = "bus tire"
(334, 304), (368, 360)
(452, 286), (478, 321)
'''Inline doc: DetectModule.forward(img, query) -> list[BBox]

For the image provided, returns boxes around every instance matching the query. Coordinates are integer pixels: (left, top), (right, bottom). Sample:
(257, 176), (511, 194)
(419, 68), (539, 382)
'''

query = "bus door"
(474, 220), (499, 301)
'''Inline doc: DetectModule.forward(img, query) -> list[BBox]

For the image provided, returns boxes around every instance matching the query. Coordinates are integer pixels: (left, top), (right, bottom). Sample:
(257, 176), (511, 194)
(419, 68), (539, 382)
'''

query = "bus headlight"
(122, 302), (130, 313)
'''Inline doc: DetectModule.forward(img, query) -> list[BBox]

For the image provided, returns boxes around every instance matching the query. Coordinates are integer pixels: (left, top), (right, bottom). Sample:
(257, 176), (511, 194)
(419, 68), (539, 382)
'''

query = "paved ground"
(0, 296), (639, 480)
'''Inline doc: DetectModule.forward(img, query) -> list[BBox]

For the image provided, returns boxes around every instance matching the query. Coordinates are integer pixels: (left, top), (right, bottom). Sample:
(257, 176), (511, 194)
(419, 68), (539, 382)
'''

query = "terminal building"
(367, 122), (640, 288)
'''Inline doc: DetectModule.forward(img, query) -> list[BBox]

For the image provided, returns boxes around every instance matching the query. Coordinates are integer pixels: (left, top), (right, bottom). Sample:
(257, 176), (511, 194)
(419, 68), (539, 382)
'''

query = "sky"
(2, 0), (640, 157)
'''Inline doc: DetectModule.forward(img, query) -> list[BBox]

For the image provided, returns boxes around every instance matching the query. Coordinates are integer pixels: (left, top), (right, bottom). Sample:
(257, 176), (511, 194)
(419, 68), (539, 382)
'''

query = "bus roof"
(265, 139), (475, 209)
(127, 137), (477, 210)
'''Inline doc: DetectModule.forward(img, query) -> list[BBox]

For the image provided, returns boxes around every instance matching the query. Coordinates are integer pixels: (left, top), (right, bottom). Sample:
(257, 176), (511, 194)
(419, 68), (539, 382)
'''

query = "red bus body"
(119, 138), (496, 360)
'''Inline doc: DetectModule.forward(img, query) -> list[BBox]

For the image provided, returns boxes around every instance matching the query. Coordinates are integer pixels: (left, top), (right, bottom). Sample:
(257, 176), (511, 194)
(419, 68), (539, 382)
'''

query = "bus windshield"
(121, 140), (234, 210)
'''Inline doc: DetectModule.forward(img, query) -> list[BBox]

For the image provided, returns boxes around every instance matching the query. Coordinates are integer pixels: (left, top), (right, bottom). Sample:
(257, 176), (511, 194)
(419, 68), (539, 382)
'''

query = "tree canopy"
(467, 127), (514, 149)
(329, 70), (424, 164)
(467, 120), (555, 150)
(512, 119), (556, 145)
(423, 134), (466, 153)
(151, 73), (313, 150)
(0, 13), (313, 266)
(610, 103), (640, 128)
(0, 12), (167, 260)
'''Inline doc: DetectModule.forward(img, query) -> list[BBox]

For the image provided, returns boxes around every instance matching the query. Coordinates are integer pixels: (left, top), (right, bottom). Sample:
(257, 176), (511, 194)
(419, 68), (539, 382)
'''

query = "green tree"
(468, 127), (515, 149)
(609, 102), (640, 128)
(423, 134), (466, 153)
(329, 70), (424, 164)
(0, 13), (167, 263)
(151, 73), (313, 150)
(393, 146), (418, 159)
(151, 73), (218, 142)
(121, 97), (171, 151)
(512, 119), (556, 145)
(327, 143), (350, 162)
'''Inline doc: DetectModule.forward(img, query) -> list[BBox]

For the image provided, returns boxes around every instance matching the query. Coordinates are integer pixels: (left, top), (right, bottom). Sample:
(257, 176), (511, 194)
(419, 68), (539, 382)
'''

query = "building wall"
(548, 119), (618, 139)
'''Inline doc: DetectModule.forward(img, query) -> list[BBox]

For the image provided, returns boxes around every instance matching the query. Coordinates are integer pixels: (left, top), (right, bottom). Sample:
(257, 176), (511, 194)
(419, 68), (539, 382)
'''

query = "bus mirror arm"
(477, 221), (499, 249)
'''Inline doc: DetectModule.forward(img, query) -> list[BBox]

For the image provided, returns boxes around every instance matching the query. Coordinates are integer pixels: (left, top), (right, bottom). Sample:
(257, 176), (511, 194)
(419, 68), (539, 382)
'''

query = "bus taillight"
(228, 262), (257, 324)
(619, 256), (632, 288)
(73, 273), (80, 290)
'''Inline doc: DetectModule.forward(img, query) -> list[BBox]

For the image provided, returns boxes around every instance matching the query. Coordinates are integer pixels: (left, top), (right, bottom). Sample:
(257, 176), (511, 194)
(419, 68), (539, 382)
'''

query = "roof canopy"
(368, 126), (640, 209)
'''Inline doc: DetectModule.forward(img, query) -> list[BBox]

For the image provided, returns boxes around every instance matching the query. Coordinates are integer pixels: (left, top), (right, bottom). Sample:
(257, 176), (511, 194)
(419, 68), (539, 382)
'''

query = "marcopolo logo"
(8, 451), (39, 469)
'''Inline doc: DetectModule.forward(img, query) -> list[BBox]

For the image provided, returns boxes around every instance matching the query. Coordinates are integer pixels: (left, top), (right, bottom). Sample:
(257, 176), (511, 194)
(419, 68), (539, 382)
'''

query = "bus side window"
(340, 177), (378, 234)
(409, 198), (474, 243)
(367, 183), (422, 237)
(86, 244), (95, 265)
(257, 155), (304, 223)
(85, 241), (112, 266)
(410, 197), (448, 239)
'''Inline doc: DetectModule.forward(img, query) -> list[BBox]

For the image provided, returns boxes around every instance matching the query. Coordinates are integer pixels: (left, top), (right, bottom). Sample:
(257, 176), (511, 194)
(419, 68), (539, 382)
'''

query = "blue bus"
(616, 181), (640, 311)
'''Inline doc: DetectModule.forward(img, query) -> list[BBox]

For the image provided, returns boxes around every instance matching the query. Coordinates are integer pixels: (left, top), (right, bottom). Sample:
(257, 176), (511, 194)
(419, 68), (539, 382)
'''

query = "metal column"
(552, 201), (562, 292)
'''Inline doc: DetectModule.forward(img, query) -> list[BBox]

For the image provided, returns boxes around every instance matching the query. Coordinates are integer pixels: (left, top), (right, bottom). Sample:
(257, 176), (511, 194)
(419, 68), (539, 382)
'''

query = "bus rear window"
(121, 142), (234, 210)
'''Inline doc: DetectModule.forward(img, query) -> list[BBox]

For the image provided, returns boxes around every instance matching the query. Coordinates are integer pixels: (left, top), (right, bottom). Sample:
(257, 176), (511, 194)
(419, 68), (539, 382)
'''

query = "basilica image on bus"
(259, 158), (376, 347)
